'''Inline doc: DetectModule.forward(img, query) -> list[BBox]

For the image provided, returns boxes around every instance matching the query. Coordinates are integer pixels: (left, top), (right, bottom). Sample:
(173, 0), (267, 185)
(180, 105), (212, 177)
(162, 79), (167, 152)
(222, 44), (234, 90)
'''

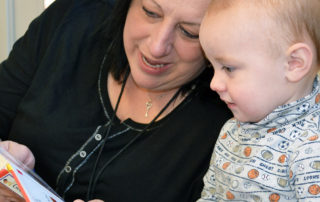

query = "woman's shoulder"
(38, 0), (112, 28)
(17, 0), (107, 48)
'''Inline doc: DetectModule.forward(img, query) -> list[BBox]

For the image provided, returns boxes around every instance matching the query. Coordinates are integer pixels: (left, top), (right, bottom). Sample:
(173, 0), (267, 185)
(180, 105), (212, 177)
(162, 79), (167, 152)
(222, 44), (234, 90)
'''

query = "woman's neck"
(107, 73), (185, 123)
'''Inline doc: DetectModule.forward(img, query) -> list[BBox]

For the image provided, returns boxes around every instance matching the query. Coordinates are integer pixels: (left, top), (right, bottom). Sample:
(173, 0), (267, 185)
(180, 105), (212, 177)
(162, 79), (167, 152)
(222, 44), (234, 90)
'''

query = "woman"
(0, 0), (231, 201)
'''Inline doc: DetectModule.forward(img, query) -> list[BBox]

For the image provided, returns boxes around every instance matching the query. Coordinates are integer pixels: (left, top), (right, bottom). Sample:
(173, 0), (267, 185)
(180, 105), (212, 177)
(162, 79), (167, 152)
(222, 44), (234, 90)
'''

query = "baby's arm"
(290, 136), (320, 201)
(196, 152), (218, 202)
(197, 121), (233, 202)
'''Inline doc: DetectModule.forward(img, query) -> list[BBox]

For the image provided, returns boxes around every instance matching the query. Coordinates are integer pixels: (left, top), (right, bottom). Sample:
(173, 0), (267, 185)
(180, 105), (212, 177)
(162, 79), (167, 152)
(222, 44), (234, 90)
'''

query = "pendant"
(145, 99), (152, 117)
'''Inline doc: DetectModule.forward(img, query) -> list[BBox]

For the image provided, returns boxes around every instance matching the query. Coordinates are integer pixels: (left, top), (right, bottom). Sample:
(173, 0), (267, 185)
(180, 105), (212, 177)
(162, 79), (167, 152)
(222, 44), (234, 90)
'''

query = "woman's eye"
(222, 66), (235, 72)
(178, 24), (199, 39)
(142, 6), (159, 18)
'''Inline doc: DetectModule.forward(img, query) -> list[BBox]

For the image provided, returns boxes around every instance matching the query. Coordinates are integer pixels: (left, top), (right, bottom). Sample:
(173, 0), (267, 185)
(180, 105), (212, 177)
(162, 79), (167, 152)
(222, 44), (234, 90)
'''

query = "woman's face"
(123, 0), (209, 92)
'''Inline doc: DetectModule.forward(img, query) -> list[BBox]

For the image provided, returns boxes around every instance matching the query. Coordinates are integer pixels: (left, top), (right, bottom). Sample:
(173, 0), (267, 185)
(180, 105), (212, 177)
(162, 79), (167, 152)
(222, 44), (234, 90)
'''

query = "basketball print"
(222, 162), (231, 170)
(244, 147), (252, 157)
(278, 154), (287, 163)
(248, 169), (259, 179)
(269, 193), (280, 202)
(315, 93), (320, 103)
(226, 191), (235, 200)
(308, 184), (320, 195)
(267, 128), (277, 133)
(221, 133), (227, 139)
(308, 135), (319, 141)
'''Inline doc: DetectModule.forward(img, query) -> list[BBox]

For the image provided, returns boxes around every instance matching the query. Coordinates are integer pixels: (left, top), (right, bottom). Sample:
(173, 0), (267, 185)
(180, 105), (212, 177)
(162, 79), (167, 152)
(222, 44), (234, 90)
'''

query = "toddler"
(198, 0), (320, 201)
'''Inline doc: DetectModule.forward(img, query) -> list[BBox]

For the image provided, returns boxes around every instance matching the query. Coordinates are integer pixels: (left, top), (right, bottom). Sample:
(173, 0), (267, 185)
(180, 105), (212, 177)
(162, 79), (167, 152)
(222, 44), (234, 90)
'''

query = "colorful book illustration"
(0, 147), (64, 202)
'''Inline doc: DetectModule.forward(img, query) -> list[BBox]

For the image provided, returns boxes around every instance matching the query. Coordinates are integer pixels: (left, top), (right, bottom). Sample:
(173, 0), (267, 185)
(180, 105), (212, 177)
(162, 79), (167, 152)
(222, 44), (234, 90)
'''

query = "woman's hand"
(74, 200), (104, 202)
(0, 140), (35, 169)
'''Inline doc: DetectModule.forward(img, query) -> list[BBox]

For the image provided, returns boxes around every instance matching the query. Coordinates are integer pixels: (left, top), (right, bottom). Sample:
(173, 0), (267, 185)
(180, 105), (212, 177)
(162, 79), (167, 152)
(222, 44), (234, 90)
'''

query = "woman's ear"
(285, 43), (313, 82)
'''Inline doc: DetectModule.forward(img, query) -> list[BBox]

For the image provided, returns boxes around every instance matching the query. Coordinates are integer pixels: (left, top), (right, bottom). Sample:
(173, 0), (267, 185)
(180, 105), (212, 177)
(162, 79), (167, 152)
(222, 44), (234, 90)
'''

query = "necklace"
(145, 99), (152, 117)
(145, 92), (178, 117)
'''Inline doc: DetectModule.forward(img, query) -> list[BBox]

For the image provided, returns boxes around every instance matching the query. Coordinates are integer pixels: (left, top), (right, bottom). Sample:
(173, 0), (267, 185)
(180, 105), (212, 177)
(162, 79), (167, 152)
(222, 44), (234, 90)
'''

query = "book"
(0, 147), (64, 202)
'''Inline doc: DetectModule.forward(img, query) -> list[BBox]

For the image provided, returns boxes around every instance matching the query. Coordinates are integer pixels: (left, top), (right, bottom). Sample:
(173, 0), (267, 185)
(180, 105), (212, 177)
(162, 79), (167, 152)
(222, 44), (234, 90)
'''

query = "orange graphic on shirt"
(289, 170), (293, 179)
(247, 169), (259, 179)
(222, 162), (231, 170)
(267, 128), (277, 133)
(308, 184), (320, 195)
(308, 135), (319, 141)
(221, 133), (227, 139)
(244, 147), (252, 157)
(315, 93), (320, 103)
(226, 191), (235, 200)
(278, 154), (287, 164)
(269, 193), (280, 202)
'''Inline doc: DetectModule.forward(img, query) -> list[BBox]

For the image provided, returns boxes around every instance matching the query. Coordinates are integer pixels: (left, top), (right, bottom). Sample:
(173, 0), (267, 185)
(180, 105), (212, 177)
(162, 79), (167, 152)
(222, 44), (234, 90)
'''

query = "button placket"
(64, 166), (72, 173)
(95, 133), (102, 141)
(80, 151), (87, 158)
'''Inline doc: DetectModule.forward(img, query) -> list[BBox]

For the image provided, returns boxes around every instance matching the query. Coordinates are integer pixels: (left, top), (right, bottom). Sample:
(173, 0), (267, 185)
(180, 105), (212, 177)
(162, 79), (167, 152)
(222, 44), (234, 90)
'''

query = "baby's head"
(200, 0), (320, 122)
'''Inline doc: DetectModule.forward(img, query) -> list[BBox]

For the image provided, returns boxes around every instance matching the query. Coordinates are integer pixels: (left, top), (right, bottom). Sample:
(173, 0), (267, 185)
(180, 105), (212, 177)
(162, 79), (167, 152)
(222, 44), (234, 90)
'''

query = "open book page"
(0, 167), (25, 202)
(0, 147), (64, 202)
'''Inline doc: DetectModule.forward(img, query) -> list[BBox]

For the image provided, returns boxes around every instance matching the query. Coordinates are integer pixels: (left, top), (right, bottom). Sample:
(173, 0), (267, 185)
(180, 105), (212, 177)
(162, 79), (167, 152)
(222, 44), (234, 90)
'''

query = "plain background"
(0, 0), (55, 62)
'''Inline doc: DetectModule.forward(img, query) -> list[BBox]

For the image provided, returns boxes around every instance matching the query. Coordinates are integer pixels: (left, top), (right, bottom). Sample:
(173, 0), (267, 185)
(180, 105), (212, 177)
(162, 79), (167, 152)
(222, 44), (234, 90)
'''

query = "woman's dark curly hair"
(99, 0), (215, 96)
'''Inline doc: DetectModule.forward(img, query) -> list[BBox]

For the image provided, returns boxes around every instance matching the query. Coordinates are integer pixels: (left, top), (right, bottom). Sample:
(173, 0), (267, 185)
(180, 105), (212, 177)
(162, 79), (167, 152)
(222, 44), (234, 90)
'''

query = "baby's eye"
(222, 66), (235, 72)
(142, 6), (159, 18)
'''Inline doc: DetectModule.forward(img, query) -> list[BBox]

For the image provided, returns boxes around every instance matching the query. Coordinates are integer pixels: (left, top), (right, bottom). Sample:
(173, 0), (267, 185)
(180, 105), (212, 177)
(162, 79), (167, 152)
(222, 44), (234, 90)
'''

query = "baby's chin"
(234, 113), (264, 123)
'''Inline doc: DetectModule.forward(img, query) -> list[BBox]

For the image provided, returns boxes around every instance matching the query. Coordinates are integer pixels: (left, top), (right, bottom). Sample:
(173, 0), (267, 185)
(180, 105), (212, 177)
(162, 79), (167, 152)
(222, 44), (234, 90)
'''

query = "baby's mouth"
(142, 56), (167, 68)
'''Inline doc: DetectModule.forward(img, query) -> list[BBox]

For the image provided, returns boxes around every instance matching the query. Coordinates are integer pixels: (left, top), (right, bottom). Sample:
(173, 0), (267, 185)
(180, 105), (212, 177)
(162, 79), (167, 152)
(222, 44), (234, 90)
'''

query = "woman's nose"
(148, 24), (174, 57)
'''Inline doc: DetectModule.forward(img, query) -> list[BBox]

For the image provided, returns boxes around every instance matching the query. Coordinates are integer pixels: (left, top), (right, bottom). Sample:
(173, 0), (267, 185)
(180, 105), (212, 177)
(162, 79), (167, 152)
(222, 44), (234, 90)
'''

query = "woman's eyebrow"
(180, 21), (200, 26)
(148, 0), (161, 9)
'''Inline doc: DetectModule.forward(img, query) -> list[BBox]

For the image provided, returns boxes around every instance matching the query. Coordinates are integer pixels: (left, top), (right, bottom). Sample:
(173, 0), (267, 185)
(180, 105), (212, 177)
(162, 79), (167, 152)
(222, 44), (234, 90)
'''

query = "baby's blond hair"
(208, 0), (320, 63)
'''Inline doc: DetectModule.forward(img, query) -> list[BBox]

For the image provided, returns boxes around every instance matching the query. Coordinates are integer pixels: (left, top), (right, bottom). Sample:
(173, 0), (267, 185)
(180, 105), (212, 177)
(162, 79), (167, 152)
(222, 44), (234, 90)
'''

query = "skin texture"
(0, 141), (35, 169)
(199, 3), (315, 122)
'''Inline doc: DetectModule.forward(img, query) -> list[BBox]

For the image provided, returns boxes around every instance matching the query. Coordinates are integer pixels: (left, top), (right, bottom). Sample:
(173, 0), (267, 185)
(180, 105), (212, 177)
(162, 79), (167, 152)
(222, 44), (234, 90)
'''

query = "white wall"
(0, 0), (45, 62)
(0, 0), (10, 62)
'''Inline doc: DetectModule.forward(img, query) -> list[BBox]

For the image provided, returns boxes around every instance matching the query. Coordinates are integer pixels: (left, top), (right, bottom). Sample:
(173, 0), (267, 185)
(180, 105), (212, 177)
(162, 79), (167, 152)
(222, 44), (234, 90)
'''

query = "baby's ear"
(285, 43), (313, 82)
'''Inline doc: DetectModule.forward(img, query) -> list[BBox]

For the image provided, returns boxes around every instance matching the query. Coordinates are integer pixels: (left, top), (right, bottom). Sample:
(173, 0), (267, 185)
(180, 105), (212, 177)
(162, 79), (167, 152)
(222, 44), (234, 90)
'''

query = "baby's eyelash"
(222, 66), (235, 72)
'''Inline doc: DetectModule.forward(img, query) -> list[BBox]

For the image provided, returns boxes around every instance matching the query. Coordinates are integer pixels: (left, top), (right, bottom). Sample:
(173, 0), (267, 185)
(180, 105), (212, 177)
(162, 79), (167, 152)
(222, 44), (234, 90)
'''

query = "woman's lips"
(139, 53), (171, 74)
(142, 56), (166, 68)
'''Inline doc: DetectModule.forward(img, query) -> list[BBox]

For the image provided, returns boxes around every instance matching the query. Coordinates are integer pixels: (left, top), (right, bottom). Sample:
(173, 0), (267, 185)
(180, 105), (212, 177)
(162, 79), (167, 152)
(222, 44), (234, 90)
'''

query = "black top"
(0, 0), (232, 201)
